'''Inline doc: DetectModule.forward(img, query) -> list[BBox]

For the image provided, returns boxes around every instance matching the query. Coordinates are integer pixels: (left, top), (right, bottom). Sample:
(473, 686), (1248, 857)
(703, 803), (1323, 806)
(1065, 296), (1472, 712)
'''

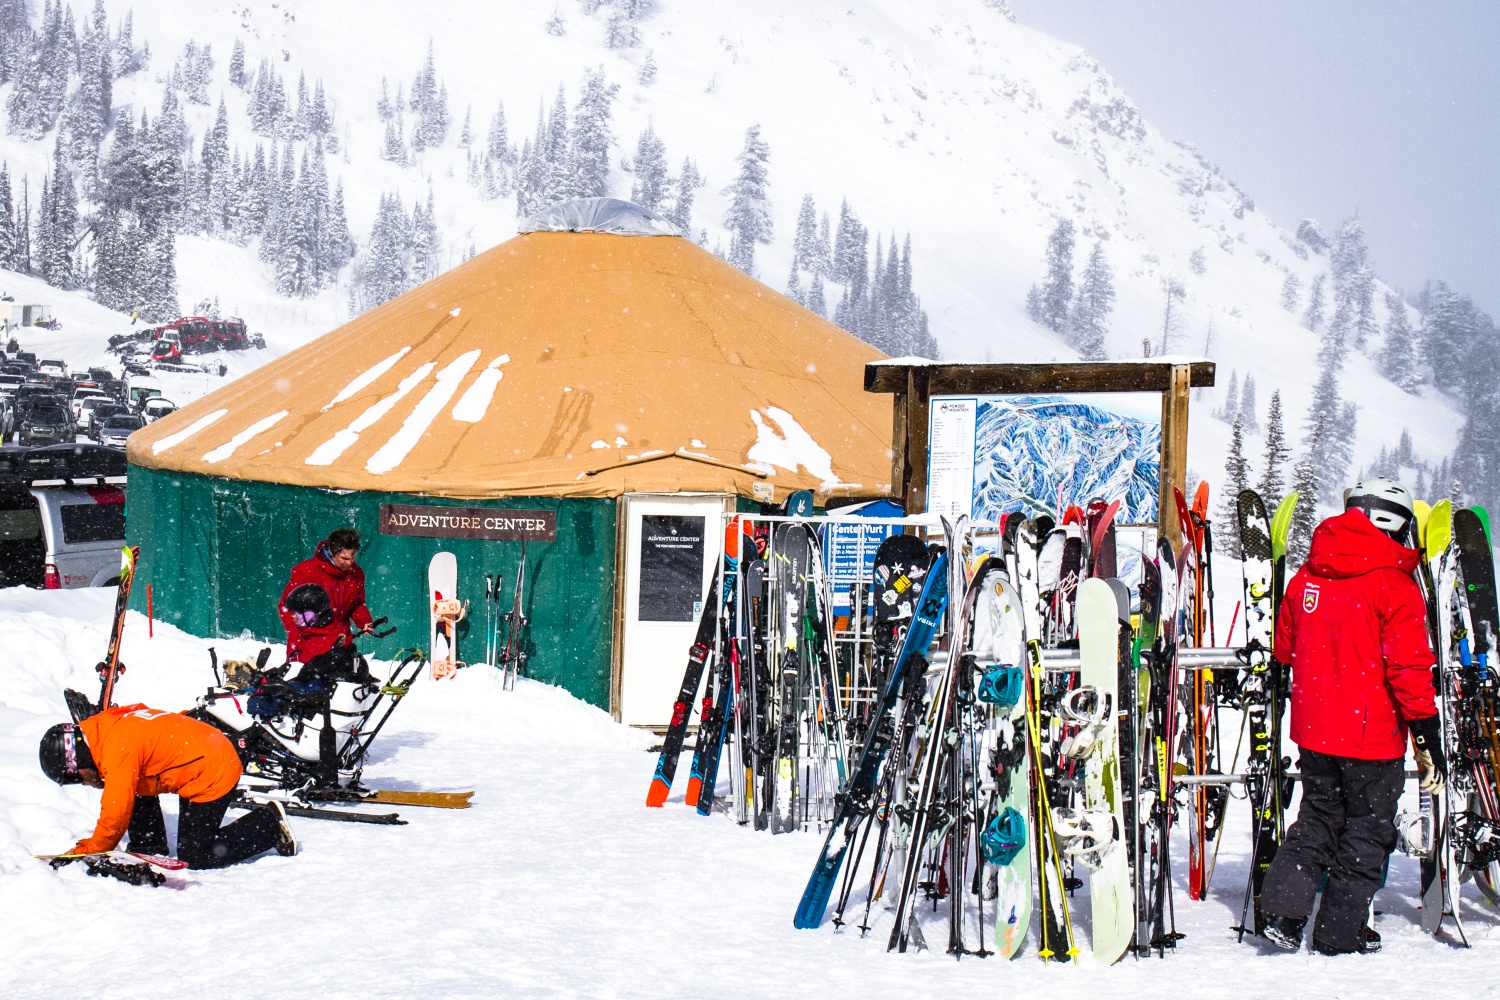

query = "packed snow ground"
(0, 588), (1494, 999)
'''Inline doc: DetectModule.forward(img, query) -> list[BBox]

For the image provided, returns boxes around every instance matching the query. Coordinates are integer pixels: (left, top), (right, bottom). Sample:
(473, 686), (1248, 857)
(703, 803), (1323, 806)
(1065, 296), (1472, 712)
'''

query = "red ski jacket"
(278, 542), (373, 662)
(1275, 509), (1436, 760)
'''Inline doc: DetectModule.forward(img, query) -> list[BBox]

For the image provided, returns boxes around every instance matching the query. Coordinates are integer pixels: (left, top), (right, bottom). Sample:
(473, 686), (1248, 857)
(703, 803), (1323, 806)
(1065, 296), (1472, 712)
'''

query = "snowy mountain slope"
(0, 0), (1463, 502)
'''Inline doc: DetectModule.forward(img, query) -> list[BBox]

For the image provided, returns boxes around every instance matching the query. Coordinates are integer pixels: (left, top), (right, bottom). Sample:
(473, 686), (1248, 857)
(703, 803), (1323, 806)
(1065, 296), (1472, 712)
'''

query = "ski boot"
(1261, 914), (1306, 952)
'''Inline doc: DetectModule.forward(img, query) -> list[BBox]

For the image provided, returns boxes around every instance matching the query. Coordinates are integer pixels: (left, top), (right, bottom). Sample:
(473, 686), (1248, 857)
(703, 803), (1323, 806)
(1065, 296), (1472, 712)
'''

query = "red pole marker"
(146, 583), (154, 638)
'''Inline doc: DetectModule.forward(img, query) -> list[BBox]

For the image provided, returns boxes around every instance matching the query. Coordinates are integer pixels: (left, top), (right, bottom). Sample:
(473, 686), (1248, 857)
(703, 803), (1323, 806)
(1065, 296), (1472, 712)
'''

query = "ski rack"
(1036, 646), (1247, 673)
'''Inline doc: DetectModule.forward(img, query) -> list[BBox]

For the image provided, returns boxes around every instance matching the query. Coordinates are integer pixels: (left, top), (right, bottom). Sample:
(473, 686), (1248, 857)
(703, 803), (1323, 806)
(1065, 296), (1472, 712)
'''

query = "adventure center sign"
(378, 504), (557, 542)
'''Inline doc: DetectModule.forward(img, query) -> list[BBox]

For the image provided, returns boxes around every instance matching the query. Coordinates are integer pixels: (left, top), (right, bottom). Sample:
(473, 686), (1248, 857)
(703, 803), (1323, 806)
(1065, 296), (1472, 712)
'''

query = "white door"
(618, 494), (729, 728)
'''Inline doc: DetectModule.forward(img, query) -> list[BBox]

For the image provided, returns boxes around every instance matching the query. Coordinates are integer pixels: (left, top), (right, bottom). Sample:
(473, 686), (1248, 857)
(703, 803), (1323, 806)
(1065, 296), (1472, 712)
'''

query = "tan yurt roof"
(128, 209), (893, 502)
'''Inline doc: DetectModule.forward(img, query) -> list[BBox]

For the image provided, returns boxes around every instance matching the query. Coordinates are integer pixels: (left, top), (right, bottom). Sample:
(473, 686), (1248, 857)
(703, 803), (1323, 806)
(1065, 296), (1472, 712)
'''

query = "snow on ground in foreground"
(0, 588), (1494, 999)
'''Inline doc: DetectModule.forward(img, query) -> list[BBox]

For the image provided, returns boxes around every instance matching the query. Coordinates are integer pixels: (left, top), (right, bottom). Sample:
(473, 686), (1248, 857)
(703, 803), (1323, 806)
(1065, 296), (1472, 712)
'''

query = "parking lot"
(0, 348), (176, 449)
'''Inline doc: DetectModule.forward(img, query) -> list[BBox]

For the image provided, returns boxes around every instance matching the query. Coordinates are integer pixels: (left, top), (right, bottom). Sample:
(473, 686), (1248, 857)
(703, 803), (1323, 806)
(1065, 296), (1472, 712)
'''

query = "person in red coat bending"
(279, 527), (376, 664)
(1259, 478), (1444, 956)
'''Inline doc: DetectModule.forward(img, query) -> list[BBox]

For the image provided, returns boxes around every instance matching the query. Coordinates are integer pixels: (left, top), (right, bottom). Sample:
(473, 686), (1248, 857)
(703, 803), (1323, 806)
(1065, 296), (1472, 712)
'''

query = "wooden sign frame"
(864, 359), (1216, 550)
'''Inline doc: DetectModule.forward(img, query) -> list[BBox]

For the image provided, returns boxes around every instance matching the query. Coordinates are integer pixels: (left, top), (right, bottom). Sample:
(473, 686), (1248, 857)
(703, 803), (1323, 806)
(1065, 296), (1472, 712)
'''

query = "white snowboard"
(429, 552), (461, 677)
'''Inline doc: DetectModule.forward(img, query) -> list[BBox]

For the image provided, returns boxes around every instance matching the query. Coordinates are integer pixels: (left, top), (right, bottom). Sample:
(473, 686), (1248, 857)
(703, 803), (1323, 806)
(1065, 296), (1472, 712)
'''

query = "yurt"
(126, 199), (894, 724)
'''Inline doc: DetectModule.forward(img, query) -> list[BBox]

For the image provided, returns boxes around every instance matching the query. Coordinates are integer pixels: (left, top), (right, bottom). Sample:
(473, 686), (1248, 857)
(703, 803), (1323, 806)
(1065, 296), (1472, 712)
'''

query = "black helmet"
(39, 722), (95, 785)
(285, 583), (333, 628)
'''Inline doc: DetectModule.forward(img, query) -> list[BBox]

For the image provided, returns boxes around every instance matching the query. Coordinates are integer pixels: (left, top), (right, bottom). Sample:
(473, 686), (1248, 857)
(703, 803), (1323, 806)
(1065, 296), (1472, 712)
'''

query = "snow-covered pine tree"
(1218, 413), (1251, 559)
(1421, 281), (1484, 391)
(1288, 411), (1326, 568)
(381, 119), (405, 164)
(831, 200), (861, 284)
(1239, 374), (1258, 431)
(1067, 240), (1113, 360)
(1452, 328), (1500, 510)
(1218, 369), (1239, 423)
(540, 84), (571, 207)
(228, 37), (245, 88)
(408, 42), (450, 150)
(813, 212), (832, 277)
(1330, 219), (1376, 350)
(665, 158), (698, 234)
(568, 70), (618, 199)
(1280, 272), (1299, 312)
(1377, 291), (1420, 391)
(638, 50), (657, 86)
(458, 106), (471, 149)
(785, 261), (803, 306)
(325, 179), (353, 274)
(807, 273), (826, 317)
(1026, 217), (1075, 333)
(1302, 272), (1326, 332)
(792, 193), (817, 271)
(1258, 389), (1290, 508)
(722, 124), (772, 274)
(1158, 277), (1185, 352)
(629, 124), (668, 212)
(0, 163), (16, 269)
(137, 223), (178, 321)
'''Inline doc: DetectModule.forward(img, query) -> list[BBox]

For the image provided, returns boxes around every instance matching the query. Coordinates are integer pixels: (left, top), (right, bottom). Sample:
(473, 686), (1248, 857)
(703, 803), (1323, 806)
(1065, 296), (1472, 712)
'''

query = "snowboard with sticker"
(428, 552), (466, 679)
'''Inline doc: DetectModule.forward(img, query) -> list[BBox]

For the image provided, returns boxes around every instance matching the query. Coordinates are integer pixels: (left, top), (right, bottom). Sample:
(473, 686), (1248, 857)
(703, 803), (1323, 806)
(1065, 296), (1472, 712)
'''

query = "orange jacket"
(72, 705), (243, 855)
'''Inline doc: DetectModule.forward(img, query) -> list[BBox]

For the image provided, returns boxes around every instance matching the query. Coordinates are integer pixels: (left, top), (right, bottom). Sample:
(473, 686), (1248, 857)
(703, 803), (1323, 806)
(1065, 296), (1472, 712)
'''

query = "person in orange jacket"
(39, 704), (298, 868)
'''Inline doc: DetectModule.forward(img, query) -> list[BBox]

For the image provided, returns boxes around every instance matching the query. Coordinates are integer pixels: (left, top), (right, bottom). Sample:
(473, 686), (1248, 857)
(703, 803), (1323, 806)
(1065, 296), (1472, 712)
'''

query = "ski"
(96, 545), (141, 710)
(793, 548), (949, 930)
(645, 561), (724, 808)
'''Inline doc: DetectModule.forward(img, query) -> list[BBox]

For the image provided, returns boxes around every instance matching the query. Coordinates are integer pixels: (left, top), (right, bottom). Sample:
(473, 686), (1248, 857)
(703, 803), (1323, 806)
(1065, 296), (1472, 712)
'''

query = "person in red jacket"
(1259, 478), (1444, 955)
(279, 527), (376, 664)
(39, 704), (297, 867)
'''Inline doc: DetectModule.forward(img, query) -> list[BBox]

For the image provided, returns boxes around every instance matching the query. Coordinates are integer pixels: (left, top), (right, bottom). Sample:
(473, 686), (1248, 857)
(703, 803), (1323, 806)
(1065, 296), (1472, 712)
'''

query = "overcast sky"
(1011, 0), (1500, 316)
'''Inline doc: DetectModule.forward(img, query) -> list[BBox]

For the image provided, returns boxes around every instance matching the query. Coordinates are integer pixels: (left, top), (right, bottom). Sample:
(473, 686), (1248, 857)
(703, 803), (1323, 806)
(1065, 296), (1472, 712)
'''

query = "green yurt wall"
(126, 465), (616, 708)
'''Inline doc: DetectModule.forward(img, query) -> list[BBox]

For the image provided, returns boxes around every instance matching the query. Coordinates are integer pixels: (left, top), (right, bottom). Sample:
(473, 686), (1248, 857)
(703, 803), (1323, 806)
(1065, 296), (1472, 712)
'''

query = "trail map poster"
(927, 393), (1161, 524)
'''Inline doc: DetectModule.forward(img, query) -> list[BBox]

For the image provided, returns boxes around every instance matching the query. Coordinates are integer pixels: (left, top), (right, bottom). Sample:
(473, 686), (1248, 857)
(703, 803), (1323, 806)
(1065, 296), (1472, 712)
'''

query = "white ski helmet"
(1344, 477), (1415, 543)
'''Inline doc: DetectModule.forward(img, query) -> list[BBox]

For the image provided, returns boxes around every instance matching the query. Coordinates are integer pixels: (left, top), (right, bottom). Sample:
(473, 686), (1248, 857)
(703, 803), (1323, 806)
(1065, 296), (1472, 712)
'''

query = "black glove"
(1409, 715), (1447, 792)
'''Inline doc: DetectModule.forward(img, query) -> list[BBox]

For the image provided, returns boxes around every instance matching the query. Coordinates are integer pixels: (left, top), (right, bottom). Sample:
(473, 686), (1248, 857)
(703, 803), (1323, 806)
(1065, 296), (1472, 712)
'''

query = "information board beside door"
(615, 494), (731, 727)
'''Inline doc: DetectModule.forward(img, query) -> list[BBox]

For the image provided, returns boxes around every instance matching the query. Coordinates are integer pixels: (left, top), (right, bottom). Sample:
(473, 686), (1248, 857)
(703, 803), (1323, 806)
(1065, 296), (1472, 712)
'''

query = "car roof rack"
(0, 443), (128, 485)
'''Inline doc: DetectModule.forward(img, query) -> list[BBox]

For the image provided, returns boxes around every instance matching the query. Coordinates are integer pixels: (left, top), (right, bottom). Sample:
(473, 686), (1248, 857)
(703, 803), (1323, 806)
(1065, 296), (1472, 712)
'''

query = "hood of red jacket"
(1306, 508), (1420, 579)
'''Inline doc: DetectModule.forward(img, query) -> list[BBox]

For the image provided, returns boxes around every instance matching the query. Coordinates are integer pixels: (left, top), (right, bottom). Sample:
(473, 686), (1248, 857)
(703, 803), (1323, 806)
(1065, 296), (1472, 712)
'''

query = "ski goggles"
(292, 609), (324, 628)
(62, 724), (79, 776)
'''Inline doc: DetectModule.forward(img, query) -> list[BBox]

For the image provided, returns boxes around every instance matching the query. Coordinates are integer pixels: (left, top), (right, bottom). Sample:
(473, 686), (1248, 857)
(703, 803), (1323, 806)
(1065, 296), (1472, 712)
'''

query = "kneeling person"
(40, 704), (297, 868)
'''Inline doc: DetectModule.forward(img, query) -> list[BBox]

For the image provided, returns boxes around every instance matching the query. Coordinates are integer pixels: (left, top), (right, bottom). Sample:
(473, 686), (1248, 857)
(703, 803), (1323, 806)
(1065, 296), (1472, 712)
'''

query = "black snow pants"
(1259, 747), (1404, 952)
(126, 793), (281, 869)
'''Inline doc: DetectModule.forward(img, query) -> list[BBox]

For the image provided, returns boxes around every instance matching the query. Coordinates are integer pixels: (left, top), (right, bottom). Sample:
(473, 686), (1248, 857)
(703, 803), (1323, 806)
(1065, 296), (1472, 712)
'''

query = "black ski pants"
(126, 793), (281, 869)
(1259, 748), (1404, 952)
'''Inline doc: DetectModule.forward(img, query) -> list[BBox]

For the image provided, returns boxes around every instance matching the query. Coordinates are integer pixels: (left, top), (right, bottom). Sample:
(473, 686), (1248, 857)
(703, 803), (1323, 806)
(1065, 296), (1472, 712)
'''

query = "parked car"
(86, 403), (128, 440)
(0, 394), (12, 437)
(0, 485), (127, 588)
(72, 390), (110, 419)
(14, 350), (36, 365)
(36, 358), (65, 376)
(75, 395), (115, 431)
(16, 389), (67, 423)
(18, 405), (73, 445)
(88, 367), (116, 384)
(142, 397), (177, 422)
(96, 413), (143, 448)
(0, 373), (22, 395)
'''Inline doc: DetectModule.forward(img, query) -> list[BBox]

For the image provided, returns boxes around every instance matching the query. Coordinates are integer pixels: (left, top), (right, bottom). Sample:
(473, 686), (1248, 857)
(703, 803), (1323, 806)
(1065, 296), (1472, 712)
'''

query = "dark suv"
(19, 405), (72, 444)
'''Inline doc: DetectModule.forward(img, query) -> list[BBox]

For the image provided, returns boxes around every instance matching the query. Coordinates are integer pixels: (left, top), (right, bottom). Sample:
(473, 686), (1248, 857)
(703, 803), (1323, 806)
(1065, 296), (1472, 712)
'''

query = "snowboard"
(36, 850), (189, 870)
(428, 552), (465, 679)
(976, 572), (1033, 959)
(1077, 577), (1131, 963)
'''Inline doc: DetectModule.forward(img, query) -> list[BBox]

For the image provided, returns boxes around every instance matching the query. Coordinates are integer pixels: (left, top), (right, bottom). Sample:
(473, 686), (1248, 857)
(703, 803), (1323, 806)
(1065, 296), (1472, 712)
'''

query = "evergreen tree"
(228, 37), (245, 87)
(1453, 335), (1500, 511)
(567, 69), (617, 198)
(1302, 273), (1326, 331)
(1026, 218), (1075, 333)
(1377, 291), (1420, 390)
(1280, 272), (1299, 312)
(722, 124), (772, 274)
(1218, 369), (1239, 422)
(0, 163), (16, 269)
(1288, 412), (1326, 569)
(1258, 389), (1290, 507)
(666, 158), (698, 234)
(806, 273), (826, 318)
(1066, 241), (1113, 360)
(1239, 374), (1258, 432)
(136, 224), (178, 321)
(637, 50), (657, 86)
(629, 124), (668, 212)
(813, 212), (831, 277)
(785, 261), (803, 306)
(458, 106), (471, 149)
(1421, 281), (1484, 390)
(792, 193), (817, 271)
(408, 41), (450, 150)
(381, 119), (405, 163)
(1330, 219), (1376, 350)
(1218, 413), (1251, 559)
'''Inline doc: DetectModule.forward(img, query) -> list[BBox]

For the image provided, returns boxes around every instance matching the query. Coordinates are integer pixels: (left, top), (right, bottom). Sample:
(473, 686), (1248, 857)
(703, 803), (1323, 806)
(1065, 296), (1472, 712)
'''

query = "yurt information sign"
(378, 504), (556, 542)
(926, 393), (1162, 523)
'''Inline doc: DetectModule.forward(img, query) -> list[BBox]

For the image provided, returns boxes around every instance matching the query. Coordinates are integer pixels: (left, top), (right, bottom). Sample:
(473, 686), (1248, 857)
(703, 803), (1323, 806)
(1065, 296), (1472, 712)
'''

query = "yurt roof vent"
(519, 197), (682, 237)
